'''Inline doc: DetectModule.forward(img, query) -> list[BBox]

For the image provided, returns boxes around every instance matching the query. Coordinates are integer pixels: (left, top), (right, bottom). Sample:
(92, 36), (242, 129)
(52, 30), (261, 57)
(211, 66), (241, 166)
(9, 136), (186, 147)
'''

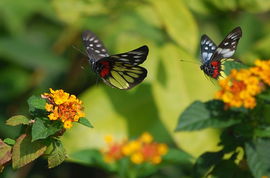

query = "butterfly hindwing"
(98, 59), (147, 90)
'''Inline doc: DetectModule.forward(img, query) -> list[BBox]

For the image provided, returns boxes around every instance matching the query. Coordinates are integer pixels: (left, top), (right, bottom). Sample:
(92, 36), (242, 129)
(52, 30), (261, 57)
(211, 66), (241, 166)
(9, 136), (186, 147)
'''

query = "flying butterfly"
(82, 30), (148, 90)
(200, 26), (242, 79)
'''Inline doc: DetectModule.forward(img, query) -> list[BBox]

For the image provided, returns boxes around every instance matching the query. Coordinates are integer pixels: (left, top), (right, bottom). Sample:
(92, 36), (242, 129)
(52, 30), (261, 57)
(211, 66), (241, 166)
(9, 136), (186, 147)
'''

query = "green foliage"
(175, 101), (240, 131)
(6, 115), (29, 126)
(48, 139), (66, 168)
(245, 138), (270, 178)
(1, 0), (270, 177)
(12, 134), (47, 169)
(27, 95), (46, 113)
(0, 139), (12, 167)
(3, 138), (15, 145)
(31, 117), (62, 142)
(78, 118), (93, 128)
(223, 61), (249, 76)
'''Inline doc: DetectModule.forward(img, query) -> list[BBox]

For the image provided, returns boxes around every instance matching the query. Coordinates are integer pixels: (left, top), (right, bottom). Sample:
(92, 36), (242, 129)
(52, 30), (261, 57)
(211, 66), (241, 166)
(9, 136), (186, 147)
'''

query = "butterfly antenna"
(72, 45), (88, 56)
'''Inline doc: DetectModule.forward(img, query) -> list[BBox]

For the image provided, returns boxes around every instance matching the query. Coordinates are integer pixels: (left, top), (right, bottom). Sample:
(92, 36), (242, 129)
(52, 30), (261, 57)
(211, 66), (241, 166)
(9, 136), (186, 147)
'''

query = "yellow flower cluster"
(41, 88), (85, 129)
(215, 59), (270, 109)
(103, 132), (168, 165)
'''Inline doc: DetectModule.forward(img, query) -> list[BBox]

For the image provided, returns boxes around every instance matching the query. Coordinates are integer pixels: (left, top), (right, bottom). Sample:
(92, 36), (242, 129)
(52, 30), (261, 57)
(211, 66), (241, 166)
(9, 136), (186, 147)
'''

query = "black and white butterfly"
(82, 30), (148, 90)
(200, 26), (242, 79)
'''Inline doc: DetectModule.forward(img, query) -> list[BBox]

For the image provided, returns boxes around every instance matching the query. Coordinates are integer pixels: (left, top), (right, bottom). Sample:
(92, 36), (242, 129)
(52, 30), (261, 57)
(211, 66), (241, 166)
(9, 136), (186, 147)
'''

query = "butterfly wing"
(102, 61), (147, 90)
(210, 26), (242, 61)
(200, 35), (217, 63)
(82, 30), (109, 63)
(110, 45), (149, 65)
(95, 46), (149, 90)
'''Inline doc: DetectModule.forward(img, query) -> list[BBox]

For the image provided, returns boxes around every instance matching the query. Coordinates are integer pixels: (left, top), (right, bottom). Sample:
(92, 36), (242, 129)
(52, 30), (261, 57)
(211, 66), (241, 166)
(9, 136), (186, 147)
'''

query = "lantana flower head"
(41, 88), (85, 129)
(102, 132), (168, 165)
(215, 59), (270, 109)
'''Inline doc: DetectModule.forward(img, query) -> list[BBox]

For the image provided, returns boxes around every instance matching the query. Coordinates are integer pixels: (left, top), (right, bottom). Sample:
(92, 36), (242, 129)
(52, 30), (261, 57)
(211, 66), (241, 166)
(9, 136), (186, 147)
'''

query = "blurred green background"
(1, 0), (270, 177)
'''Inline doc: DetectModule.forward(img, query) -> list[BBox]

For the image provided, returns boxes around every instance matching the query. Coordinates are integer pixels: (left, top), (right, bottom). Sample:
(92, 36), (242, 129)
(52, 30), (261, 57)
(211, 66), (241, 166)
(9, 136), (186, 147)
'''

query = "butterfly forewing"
(110, 45), (149, 65)
(200, 35), (217, 63)
(211, 27), (242, 60)
(82, 30), (109, 62)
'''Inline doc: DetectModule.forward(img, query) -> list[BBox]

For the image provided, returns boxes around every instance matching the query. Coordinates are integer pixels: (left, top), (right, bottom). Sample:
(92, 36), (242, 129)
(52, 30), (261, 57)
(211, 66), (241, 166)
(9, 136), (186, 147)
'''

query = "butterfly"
(200, 26), (242, 79)
(82, 30), (148, 90)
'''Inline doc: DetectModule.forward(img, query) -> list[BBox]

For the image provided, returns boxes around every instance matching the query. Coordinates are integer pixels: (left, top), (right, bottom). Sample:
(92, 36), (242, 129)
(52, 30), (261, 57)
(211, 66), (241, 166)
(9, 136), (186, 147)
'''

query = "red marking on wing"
(211, 61), (221, 79)
(100, 61), (110, 78)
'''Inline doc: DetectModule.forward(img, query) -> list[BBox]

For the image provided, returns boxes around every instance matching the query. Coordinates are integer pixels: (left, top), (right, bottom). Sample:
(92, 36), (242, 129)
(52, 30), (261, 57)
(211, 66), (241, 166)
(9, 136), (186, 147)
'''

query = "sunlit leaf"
(12, 134), (47, 169)
(149, 0), (198, 53)
(6, 115), (29, 126)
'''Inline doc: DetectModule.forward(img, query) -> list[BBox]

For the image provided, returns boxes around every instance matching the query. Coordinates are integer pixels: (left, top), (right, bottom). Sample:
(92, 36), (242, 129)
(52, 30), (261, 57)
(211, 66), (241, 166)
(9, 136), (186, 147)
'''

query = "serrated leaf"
(12, 134), (47, 169)
(175, 101), (240, 131)
(31, 117), (61, 142)
(6, 115), (29, 126)
(3, 138), (16, 145)
(193, 151), (224, 178)
(0, 139), (12, 166)
(27, 95), (46, 113)
(78, 118), (93, 128)
(48, 140), (66, 168)
(245, 138), (270, 178)
(223, 61), (248, 76)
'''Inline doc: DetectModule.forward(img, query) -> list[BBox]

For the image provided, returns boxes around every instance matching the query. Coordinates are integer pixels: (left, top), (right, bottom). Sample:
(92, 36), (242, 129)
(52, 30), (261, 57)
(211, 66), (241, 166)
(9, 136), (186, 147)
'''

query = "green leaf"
(0, 139), (12, 166)
(12, 134), (47, 169)
(193, 151), (224, 178)
(31, 117), (61, 142)
(258, 90), (270, 102)
(245, 138), (270, 178)
(223, 61), (248, 76)
(48, 139), (66, 168)
(149, 0), (198, 53)
(78, 118), (93, 128)
(163, 148), (192, 164)
(254, 127), (270, 137)
(211, 159), (253, 178)
(3, 138), (16, 145)
(175, 101), (240, 131)
(6, 115), (29, 126)
(27, 95), (46, 113)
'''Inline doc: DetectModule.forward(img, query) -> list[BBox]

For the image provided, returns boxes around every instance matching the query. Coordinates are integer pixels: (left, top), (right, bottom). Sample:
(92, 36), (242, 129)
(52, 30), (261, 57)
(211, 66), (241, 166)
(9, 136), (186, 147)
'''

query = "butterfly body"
(200, 60), (221, 79)
(200, 27), (242, 79)
(82, 30), (148, 90)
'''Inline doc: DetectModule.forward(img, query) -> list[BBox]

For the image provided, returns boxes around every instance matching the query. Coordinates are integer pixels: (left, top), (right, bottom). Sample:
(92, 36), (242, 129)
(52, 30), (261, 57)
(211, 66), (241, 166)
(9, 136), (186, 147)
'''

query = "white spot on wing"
(89, 37), (95, 41)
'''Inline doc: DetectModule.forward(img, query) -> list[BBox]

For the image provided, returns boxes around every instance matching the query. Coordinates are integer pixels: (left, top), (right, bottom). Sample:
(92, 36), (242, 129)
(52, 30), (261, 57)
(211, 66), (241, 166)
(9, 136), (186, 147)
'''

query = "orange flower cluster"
(103, 132), (168, 165)
(41, 88), (85, 129)
(215, 59), (270, 109)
